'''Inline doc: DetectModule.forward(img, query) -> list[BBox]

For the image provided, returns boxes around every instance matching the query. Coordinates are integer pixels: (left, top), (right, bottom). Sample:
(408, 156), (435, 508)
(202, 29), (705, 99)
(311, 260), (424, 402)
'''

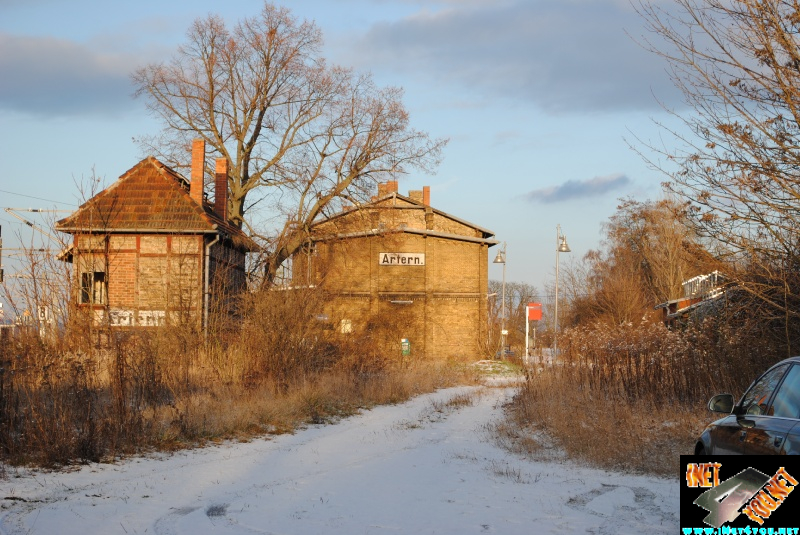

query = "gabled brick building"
(292, 181), (498, 360)
(56, 140), (255, 329)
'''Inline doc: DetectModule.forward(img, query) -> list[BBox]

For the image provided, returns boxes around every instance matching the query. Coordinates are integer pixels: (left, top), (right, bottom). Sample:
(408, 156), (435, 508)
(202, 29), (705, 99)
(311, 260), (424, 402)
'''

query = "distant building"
(292, 181), (498, 360)
(56, 140), (256, 329)
(654, 271), (730, 326)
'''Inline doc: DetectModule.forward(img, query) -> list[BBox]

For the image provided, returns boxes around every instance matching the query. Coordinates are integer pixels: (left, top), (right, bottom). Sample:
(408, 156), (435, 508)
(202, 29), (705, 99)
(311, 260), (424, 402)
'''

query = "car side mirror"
(708, 393), (735, 413)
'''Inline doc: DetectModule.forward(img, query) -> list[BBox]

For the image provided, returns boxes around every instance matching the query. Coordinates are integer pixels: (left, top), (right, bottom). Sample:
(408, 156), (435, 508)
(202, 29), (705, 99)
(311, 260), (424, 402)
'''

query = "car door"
(706, 414), (749, 454)
(713, 363), (790, 454)
(743, 363), (800, 454)
(781, 421), (800, 455)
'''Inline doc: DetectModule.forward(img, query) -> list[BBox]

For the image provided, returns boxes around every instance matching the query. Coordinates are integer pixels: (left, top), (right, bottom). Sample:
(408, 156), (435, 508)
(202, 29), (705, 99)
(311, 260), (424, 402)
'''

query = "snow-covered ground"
(0, 385), (679, 534)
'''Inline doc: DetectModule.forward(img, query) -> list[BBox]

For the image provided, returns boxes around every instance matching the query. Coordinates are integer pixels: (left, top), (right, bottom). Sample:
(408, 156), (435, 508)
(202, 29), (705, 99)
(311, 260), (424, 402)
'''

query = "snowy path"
(0, 385), (679, 534)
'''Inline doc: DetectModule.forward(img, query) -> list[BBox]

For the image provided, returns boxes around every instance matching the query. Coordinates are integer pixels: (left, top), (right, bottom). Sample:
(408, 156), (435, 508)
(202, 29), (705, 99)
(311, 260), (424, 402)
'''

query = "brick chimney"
(423, 186), (430, 206)
(377, 180), (399, 197)
(190, 139), (205, 206)
(214, 158), (228, 221)
(408, 190), (423, 203)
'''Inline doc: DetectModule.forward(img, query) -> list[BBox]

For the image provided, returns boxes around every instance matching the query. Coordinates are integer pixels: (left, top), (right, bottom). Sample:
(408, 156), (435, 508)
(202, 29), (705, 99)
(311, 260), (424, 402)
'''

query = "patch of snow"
(0, 386), (678, 534)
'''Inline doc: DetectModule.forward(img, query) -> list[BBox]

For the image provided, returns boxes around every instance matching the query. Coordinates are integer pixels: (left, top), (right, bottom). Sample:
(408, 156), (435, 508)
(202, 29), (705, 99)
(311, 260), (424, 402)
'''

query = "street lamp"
(486, 292), (497, 347)
(554, 225), (570, 359)
(493, 242), (507, 358)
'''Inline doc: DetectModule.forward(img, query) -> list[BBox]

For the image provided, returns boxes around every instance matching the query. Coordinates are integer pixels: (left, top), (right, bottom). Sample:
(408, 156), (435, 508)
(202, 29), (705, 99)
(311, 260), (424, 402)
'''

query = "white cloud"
(525, 173), (631, 203)
(0, 33), (141, 116)
(348, 0), (681, 113)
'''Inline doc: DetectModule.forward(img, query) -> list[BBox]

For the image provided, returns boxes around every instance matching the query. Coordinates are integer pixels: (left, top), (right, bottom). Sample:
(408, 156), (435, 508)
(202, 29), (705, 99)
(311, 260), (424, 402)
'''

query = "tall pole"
(492, 242), (507, 359)
(525, 305), (529, 364)
(554, 225), (560, 359)
(500, 255), (506, 355)
(554, 225), (570, 359)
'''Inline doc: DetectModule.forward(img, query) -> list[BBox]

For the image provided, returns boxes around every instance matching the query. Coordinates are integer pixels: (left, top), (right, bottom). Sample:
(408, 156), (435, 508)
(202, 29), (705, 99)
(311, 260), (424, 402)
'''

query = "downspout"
(203, 233), (221, 338)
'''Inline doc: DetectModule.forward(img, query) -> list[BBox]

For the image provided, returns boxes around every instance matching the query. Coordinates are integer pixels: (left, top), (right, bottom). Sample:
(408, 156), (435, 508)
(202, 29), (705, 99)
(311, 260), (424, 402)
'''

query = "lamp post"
(554, 225), (570, 359)
(493, 242), (507, 358)
(486, 292), (497, 347)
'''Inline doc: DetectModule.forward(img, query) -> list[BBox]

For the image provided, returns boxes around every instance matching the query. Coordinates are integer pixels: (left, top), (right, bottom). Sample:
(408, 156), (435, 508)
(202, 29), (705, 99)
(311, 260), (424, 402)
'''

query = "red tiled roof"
(56, 157), (256, 251)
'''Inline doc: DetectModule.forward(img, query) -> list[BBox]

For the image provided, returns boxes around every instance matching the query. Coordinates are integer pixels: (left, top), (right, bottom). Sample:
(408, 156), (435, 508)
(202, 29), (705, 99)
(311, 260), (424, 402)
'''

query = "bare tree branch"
(132, 3), (446, 284)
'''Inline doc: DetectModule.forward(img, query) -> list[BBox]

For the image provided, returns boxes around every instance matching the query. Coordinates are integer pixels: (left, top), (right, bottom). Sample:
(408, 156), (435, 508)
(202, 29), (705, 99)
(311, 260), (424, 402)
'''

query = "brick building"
(56, 140), (255, 329)
(292, 181), (498, 360)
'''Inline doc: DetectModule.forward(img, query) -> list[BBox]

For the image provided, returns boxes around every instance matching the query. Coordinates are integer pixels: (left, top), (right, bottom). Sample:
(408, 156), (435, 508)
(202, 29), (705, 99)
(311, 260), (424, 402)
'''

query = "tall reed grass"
(506, 319), (781, 475)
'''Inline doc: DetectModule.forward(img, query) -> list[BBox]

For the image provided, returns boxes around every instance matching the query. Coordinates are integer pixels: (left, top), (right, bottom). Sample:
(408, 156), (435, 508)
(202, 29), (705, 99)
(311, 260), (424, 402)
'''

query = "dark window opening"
(80, 271), (106, 304)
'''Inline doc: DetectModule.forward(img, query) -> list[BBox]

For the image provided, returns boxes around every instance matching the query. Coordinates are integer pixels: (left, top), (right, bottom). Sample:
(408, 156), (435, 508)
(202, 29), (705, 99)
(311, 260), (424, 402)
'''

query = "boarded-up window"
(77, 235), (106, 251)
(168, 256), (199, 310)
(138, 257), (168, 308)
(172, 236), (200, 255)
(110, 236), (136, 251)
(140, 236), (167, 254)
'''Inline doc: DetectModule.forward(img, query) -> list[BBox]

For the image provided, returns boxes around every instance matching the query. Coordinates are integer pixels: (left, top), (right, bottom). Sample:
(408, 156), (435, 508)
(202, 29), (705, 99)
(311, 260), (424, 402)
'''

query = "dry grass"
(0, 289), (473, 469)
(502, 319), (781, 476)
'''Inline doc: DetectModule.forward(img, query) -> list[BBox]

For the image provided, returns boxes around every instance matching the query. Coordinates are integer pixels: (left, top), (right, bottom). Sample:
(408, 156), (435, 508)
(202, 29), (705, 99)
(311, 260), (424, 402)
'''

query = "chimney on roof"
(408, 190), (423, 203)
(190, 139), (205, 206)
(215, 158), (228, 222)
(377, 180), (398, 197)
(423, 186), (430, 206)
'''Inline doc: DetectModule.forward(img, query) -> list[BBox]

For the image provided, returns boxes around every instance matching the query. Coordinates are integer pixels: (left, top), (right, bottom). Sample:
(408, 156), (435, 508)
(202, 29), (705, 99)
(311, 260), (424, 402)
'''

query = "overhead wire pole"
(1, 207), (71, 287)
(1, 207), (72, 332)
(3, 208), (70, 242)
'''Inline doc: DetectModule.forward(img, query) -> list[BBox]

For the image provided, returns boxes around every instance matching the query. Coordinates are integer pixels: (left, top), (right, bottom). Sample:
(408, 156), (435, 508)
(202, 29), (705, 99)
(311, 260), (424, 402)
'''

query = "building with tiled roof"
(56, 139), (256, 329)
(291, 181), (498, 361)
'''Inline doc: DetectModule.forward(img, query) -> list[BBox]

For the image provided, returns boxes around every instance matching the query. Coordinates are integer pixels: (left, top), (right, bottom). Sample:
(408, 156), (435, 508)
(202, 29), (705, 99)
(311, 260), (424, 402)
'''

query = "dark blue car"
(696, 356), (800, 454)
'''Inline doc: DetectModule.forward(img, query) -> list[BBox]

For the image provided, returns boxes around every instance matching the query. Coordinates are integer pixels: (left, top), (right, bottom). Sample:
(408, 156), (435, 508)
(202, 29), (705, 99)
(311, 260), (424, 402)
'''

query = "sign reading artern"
(379, 252), (425, 266)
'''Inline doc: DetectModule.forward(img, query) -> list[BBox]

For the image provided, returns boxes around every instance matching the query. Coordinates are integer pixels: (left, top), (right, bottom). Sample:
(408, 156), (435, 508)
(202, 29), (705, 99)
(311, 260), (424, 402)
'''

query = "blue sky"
(0, 0), (683, 296)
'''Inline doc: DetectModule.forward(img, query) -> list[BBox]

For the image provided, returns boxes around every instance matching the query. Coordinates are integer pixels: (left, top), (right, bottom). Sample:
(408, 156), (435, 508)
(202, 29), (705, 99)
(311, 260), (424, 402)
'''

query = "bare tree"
(635, 0), (800, 337)
(487, 280), (540, 353)
(558, 197), (715, 328)
(133, 3), (445, 283)
(604, 197), (718, 303)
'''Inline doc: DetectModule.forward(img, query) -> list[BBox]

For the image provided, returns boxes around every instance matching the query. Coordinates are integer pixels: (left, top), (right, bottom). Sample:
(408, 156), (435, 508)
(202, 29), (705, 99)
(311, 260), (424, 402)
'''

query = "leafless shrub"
(0, 263), (472, 467)
(507, 317), (779, 476)
(238, 288), (339, 390)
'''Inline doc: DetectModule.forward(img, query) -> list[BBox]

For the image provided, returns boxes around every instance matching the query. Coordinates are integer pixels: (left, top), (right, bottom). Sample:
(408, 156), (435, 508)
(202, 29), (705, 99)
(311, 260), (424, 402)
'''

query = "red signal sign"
(527, 302), (542, 321)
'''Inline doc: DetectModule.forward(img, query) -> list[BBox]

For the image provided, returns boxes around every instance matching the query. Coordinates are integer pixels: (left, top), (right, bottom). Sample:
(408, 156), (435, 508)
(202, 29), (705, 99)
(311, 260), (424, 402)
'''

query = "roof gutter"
(55, 227), (221, 235)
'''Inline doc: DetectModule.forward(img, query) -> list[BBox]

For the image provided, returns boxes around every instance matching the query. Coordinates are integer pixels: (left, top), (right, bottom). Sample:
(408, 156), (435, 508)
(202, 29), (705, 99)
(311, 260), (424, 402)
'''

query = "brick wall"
(73, 233), (206, 327)
(302, 204), (490, 360)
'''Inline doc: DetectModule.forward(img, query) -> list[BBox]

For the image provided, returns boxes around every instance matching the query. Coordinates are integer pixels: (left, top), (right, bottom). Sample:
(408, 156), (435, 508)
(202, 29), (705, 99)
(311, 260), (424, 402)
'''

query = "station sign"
(379, 252), (425, 266)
